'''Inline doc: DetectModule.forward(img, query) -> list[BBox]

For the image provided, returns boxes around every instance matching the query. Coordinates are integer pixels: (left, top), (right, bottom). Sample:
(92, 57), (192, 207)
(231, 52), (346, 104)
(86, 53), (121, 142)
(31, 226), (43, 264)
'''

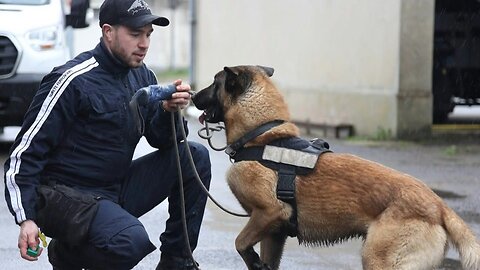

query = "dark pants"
(55, 141), (211, 270)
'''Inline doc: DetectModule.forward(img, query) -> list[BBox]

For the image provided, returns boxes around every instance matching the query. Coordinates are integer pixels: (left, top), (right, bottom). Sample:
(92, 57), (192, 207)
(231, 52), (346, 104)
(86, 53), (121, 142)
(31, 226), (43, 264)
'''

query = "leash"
(197, 122), (227, 151)
(171, 110), (249, 218)
(168, 108), (250, 270)
(170, 110), (198, 269)
(132, 86), (247, 268)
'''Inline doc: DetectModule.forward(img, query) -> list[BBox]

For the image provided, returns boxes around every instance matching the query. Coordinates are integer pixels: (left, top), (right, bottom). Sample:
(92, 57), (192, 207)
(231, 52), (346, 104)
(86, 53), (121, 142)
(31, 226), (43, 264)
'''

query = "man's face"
(106, 24), (154, 68)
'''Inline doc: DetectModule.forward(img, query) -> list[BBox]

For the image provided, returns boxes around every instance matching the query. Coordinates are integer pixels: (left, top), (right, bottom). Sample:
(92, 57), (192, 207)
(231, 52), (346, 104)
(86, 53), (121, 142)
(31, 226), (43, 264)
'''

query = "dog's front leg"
(235, 212), (273, 270)
(260, 231), (288, 270)
(239, 247), (271, 270)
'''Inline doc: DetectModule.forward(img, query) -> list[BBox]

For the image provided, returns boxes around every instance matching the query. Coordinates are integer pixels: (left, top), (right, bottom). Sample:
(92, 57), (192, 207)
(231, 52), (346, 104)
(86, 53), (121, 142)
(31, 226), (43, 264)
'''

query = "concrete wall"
(195, 0), (435, 138)
(146, 0), (191, 70)
(397, 0), (435, 138)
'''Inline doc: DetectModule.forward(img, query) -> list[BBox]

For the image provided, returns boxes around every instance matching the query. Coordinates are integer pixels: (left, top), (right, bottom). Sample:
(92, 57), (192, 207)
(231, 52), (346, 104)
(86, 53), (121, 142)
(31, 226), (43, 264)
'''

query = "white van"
(0, 0), (90, 129)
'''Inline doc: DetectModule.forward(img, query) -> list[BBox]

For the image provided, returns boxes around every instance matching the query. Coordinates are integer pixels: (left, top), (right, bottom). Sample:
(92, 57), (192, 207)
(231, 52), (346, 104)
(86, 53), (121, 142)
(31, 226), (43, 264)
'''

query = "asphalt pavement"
(0, 113), (479, 269)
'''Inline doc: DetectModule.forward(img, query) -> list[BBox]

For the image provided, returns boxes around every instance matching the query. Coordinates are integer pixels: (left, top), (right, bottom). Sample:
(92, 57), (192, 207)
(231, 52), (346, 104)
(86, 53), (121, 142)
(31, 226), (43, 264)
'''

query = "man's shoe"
(156, 253), (200, 270)
(47, 239), (82, 270)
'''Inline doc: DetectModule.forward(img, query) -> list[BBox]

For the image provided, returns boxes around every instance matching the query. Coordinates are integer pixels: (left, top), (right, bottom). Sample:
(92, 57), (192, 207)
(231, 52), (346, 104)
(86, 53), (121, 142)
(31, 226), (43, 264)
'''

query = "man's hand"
(18, 220), (42, 261)
(162, 79), (191, 112)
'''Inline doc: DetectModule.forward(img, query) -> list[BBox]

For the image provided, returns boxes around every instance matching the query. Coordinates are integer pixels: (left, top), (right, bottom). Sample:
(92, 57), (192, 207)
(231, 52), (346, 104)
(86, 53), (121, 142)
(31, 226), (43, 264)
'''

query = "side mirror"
(66, 0), (93, 29)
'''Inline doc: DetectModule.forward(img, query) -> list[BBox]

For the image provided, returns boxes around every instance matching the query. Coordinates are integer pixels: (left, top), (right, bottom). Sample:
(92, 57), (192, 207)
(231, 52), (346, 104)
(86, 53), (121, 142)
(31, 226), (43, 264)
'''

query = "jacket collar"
(93, 38), (131, 77)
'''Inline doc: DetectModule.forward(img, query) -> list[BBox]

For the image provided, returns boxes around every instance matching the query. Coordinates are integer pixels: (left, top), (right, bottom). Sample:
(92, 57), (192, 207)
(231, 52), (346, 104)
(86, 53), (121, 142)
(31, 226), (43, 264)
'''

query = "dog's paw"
(252, 262), (271, 270)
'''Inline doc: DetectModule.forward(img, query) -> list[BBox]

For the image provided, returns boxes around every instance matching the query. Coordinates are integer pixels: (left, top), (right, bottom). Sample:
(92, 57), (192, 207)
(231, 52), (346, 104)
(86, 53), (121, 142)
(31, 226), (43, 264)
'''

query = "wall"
(397, 0), (434, 138)
(195, 0), (435, 138)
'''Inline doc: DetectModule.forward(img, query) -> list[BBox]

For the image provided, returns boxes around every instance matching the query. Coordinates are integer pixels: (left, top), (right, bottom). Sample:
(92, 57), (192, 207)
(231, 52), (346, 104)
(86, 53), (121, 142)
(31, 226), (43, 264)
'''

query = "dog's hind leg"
(236, 210), (285, 270)
(260, 231), (288, 270)
(362, 218), (447, 270)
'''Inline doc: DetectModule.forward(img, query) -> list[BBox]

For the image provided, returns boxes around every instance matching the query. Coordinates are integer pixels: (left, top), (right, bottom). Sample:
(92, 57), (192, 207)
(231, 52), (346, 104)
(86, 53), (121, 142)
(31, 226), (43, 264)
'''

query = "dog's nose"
(190, 91), (199, 107)
(188, 90), (197, 97)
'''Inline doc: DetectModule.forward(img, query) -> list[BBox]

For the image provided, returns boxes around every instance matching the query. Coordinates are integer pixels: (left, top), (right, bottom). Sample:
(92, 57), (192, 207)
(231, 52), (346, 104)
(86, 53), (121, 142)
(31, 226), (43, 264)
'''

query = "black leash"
(197, 122), (227, 151)
(169, 109), (249, 269)
(171, 111), (249, 217)
(170, 110), (198, 269)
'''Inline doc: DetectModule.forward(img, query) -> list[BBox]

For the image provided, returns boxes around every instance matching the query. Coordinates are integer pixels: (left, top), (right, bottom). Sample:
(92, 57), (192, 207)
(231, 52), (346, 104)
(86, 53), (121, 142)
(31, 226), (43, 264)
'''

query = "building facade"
(194, 0), (435, 138)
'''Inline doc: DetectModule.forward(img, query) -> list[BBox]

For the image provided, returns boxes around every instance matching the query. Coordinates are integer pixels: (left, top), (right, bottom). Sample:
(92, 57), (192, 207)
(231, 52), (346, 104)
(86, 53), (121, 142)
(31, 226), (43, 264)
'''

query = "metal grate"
(0, 35), (19, 77)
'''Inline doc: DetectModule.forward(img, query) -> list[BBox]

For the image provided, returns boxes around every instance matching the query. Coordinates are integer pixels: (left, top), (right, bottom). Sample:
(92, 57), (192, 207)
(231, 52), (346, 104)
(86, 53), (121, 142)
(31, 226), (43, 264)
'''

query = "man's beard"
(113, 50), (141, 68)
(111, 42), (143, 68)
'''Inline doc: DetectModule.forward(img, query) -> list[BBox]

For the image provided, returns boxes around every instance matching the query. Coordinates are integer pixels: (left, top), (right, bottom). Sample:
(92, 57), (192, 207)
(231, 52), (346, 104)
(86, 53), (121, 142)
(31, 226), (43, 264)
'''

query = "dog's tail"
(443, 206), (480, 270)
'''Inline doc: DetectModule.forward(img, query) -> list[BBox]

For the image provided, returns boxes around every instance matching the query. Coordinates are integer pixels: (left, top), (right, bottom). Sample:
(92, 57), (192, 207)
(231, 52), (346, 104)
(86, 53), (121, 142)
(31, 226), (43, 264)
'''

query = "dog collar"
(225, 120), (285, 157)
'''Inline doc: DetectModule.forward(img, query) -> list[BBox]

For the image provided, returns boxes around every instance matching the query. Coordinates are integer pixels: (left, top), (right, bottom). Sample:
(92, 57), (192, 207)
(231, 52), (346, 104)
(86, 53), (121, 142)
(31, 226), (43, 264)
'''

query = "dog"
(192, 65), (480, 270)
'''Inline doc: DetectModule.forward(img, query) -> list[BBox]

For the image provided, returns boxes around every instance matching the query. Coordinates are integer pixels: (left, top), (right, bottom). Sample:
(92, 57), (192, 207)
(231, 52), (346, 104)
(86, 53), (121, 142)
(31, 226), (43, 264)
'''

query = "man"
(3, 0), (211, 269)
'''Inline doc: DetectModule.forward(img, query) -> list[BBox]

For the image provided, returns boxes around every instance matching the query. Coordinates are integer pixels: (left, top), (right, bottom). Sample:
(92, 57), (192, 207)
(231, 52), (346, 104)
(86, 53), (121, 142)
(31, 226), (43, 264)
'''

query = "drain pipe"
(188, 0), (197, 89)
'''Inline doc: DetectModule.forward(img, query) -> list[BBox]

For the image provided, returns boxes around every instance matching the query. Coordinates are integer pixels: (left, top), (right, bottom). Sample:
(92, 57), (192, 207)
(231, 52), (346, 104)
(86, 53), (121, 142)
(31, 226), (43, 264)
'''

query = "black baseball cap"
(99, 0), (169, 29)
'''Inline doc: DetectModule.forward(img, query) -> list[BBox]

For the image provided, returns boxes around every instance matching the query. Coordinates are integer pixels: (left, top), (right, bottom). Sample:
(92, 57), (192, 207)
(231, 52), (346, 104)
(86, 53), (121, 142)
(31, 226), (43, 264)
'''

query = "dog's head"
(193, 65), (299, 144)
(192, 65), (275, 124)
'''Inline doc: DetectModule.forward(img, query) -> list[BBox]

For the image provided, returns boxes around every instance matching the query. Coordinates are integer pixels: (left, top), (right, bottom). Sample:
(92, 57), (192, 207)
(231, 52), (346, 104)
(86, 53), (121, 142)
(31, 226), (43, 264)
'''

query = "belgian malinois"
(192, 65), (480, 270)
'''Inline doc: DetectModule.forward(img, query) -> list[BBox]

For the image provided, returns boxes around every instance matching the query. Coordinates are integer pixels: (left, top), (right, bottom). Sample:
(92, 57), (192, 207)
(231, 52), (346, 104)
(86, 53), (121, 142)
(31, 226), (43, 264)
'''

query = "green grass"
(373, 126), (393, 141)
(156, 68), (189, 82)
(346, 126), (394, 142)
(443, 145), (458, 156)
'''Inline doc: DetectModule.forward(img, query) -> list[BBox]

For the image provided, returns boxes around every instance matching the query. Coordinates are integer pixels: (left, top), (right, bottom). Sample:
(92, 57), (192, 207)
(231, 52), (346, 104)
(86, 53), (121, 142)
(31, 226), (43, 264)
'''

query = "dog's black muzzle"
(192, 86), (224, 124)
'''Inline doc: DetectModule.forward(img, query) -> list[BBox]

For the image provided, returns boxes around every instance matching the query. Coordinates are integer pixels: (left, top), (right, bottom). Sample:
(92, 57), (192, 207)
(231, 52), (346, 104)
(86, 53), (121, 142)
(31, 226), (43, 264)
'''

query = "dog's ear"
(223, 66), (251, 98)
(257, 65), (274, 77)
(224, 66), (239, 78)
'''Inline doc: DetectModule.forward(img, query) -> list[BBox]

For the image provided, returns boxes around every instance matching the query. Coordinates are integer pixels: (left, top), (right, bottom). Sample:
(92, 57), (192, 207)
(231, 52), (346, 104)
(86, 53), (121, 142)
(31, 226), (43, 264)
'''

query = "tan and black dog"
(192, 65), (480, 270)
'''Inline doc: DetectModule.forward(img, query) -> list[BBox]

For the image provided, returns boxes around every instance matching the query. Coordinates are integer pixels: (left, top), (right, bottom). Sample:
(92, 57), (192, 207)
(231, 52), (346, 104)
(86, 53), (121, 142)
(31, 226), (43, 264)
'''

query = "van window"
(0, 0), (50, 5)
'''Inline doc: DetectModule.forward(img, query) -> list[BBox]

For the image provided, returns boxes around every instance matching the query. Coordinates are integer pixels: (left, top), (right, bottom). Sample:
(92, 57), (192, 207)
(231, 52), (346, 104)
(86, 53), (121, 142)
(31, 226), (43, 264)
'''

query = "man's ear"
(257, 65), (274, 77)
(223, 66), (251, 98)
(102, 24), (115, 42)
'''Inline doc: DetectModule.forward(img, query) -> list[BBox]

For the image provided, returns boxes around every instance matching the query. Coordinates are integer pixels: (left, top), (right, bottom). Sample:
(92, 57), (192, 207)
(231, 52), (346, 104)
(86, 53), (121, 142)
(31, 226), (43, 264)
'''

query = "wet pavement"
(0, 116), (479, 269)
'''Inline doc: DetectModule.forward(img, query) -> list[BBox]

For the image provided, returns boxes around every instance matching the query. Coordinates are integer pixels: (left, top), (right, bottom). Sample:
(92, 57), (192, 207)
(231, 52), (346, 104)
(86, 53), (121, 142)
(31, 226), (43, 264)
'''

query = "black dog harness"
(225, 120), (331, 237)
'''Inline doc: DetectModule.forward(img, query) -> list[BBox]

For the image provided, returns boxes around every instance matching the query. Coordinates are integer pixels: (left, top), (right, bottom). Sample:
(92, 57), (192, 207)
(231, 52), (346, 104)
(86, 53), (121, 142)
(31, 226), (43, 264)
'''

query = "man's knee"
(186, 141), (211, 179)
(189, 141), (210, 162)
(108, 224), (156, 268)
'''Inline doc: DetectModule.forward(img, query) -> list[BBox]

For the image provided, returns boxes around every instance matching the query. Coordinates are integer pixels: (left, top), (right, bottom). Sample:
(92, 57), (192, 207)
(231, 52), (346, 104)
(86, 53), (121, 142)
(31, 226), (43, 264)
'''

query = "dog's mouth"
(191, 85), (224, 124)
(198, 107), (223, 124)
(199, 111), (207, 124)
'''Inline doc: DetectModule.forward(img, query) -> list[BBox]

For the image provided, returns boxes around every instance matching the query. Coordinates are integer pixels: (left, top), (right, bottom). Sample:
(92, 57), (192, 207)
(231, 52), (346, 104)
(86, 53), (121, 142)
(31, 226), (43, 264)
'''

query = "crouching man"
(4, 0), (211, 269)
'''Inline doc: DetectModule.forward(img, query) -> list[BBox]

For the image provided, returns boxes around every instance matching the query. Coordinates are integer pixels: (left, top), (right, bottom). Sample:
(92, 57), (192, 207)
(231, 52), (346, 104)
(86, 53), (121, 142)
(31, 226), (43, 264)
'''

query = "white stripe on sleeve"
(5, 57), (98, 223)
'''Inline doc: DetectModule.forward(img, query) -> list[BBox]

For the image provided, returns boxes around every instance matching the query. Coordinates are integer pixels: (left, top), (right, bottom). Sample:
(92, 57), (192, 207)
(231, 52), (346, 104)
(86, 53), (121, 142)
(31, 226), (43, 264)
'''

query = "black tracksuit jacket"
(4, 40), (186, 224)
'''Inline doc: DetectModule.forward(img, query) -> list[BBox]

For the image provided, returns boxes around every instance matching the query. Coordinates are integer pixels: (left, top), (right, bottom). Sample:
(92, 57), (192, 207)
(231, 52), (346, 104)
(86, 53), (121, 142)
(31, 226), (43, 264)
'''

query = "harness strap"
(277, 169), (298, 237)
(232, 138), (332, 175)
(233, 146), (315, 175)
(225, 120), (285, 157)
(230, 137), (332, 237)
(225, 121), (333, 238)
